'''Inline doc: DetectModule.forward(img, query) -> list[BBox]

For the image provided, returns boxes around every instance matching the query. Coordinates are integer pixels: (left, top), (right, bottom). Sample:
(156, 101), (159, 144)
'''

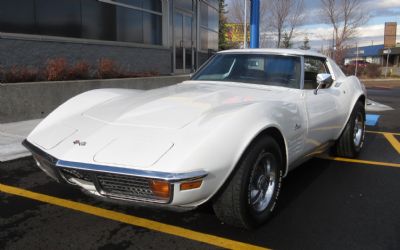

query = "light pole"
(249, 0), (260, 48)
(243, 0), (247, 48)
(384, 48), (391, 78)
(355, 42), (358, 77)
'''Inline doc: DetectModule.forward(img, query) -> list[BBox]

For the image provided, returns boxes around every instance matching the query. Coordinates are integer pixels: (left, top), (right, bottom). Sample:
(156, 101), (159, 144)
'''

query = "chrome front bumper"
(22, 140), (207, 204)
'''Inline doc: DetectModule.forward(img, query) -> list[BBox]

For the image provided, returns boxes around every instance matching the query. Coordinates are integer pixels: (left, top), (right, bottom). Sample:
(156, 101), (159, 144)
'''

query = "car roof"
(218, 48), (327, 58)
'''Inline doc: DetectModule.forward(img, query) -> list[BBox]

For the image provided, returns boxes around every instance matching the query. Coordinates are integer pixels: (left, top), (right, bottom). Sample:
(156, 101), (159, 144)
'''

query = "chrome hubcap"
(249, 152), (276, 212)
(353, 112), (364, 147)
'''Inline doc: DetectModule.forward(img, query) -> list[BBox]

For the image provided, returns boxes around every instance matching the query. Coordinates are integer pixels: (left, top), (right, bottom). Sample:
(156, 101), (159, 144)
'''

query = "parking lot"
(1, 86), (399, 250)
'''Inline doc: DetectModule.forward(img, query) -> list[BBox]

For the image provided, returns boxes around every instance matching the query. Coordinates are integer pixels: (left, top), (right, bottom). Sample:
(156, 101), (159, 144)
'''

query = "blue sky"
(226, 0), (400, 49)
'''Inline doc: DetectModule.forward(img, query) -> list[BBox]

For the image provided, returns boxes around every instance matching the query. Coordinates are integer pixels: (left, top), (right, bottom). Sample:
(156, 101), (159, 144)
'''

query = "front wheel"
(212, 136), (283, 229)
(335, 101), (366, 158)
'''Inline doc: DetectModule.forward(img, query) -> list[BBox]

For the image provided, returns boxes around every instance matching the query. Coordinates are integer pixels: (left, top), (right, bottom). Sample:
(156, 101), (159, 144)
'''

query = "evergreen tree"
(281, 32), (292, 48)
(299, 36), (311, 50)
(218, 0), (232, 50)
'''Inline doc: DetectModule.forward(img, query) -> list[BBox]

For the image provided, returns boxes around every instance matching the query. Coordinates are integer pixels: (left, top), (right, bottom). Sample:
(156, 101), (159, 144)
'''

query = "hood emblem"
(73, 140), (87, 146)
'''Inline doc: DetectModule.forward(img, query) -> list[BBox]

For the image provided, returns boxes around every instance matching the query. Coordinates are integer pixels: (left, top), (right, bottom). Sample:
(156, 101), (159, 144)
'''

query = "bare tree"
(320, 0), (367, 63)
(229, 0), (269, 24)
(270, 0), (305, 48)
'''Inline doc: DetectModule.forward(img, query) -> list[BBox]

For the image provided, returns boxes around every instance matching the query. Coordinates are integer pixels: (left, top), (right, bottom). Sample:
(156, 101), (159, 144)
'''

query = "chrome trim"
(23, 139), (208, 182)
(22, 139), (58, 165)
(57, 160), (207, 182)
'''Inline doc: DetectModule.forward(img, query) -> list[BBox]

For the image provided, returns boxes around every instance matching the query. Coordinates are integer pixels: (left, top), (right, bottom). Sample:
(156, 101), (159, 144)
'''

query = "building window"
(200, 0), (218, 51)
(99, 0), (163, 45)
(174, 0), (193, 11)
(0, 0), (163, 46)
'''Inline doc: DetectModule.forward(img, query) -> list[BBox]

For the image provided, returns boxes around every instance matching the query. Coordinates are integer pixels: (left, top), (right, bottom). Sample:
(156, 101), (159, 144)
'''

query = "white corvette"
(24, 49), (366, 228)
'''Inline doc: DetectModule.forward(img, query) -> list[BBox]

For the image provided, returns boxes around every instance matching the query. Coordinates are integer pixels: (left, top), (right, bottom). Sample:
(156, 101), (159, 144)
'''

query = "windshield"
(192, 53), (301, 89)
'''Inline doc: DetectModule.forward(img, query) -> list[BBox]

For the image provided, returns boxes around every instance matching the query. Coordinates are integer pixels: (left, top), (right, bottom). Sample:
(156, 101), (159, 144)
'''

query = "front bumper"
(22, 139), (208, 205)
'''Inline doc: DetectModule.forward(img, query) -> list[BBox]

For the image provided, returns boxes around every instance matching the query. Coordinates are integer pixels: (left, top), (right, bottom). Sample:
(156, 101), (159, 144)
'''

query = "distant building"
(344, 45), (384, 65)
(0, 0), (219, 75)
(384, 22), (397, 49)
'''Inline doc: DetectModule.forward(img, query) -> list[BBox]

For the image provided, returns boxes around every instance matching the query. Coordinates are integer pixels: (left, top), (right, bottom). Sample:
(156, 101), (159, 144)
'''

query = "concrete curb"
(0, 75), (189, 123)
(0, 119), (42, 162)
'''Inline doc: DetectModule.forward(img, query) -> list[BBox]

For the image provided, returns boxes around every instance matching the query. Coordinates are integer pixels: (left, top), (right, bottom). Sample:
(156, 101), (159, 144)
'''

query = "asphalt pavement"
(1, 87), (399, 250)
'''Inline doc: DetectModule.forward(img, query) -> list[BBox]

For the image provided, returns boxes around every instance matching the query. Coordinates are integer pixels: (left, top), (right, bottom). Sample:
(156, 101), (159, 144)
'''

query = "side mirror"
(314, 73), (333, 95)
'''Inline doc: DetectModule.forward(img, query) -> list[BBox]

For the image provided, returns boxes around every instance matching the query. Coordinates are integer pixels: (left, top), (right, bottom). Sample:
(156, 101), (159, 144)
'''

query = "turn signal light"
(149, 180), (171, 199)
(180, 180), (203, 191)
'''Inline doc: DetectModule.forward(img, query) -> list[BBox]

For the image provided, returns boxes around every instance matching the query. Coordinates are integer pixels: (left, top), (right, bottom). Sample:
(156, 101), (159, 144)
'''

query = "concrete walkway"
(0, 119), (42, 161)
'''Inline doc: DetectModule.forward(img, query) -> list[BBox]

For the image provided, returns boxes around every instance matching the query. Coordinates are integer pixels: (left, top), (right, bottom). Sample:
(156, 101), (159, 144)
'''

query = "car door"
(303, 56), (342, 153)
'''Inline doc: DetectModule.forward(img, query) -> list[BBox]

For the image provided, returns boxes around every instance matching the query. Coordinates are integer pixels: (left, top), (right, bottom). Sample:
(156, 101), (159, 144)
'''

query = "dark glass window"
(0, 0), (35, 34)
(200, 1), (218, 51)
(175, 0), (193, 11)
(115, 0), (162, 12)
(143, 0), (162, 12)
(81, 0), (116, 41)
(207, 0), (219, 9)
(208, 7), (218, 32)
(0, 0), (163, 46)
(35, 0), (82, 38)
(143, 13), (162, 45)
(116, 6), (143, 43)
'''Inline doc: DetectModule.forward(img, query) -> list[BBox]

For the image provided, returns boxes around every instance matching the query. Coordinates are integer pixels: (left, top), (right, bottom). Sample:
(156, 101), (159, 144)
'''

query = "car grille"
(60, 168), (169, 203)
(96, 172), (154, 199)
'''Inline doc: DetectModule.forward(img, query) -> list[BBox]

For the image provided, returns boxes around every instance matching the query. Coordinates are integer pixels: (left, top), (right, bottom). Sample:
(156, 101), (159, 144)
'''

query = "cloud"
(373, 0), (400, 9)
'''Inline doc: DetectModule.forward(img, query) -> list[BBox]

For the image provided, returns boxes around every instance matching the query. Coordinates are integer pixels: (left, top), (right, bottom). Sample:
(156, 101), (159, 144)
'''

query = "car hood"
(82, 81), (281, 129)
(29, 81), (296, 169)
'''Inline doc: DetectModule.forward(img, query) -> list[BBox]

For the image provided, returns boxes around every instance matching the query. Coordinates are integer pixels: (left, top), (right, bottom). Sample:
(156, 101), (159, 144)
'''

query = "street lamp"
(355, 42), (359, 77)
(384, 48), (391, 78)
(243, 0), (247, 48)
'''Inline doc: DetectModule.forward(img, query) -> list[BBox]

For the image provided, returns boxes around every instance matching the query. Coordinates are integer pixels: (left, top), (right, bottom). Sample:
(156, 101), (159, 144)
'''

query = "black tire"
(212, 136), (283, 229)
(335, 101), (365, 158)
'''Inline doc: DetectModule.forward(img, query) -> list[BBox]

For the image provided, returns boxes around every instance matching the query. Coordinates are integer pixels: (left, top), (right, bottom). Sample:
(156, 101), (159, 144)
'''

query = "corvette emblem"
(73, 140), (86, 146)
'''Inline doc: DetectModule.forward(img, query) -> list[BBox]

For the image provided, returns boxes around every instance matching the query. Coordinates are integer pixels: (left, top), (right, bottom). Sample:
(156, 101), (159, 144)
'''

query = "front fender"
(27, 88), (143, 146)
(155, 101), (299, 206)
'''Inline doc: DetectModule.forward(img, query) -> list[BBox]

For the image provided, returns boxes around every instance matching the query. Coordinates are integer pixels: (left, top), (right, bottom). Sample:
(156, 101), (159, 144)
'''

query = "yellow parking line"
(0, 183), (268, 250)
(383, 133), (400, 155)
(366, 130), (400, 136)
(322, 156), (400, 168)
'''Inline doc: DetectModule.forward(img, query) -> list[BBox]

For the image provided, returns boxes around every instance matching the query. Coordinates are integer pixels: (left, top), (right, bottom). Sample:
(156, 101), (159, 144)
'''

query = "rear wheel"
(212, 136), (283, 229)
(335, 101), (365, 158)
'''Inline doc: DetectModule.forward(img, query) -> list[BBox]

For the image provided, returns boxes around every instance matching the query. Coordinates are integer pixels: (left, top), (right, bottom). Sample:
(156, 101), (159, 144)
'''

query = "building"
(384, 22), (397, 49)
(0, 0), (219, 75)
(344, 44), (384, 65)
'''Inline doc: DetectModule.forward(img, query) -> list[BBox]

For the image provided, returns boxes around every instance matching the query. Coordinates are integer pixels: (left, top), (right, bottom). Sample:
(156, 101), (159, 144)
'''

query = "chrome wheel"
(248, 152), (277, 213)
(353, 111), (364, 147)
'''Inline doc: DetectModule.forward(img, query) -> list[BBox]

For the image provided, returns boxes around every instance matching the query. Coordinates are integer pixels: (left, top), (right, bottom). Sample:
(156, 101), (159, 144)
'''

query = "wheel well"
(358, 95), (366, 106)
(211, 126), (288, 203)
(253, 127), (288, 175)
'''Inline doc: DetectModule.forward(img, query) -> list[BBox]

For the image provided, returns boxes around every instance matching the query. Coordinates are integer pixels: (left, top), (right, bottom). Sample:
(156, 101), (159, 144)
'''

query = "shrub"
(45, 58), (68, 81)
(96, 58), (120, 79)
(365, 63), (381, 78)
(342, 64), (356, 76)
(3, 66), (38, 83)
(67, 61), (90, 80)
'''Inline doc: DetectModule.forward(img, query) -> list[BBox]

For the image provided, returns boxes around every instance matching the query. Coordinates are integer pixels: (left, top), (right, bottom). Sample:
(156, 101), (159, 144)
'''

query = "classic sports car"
(23, 49), (366, 229)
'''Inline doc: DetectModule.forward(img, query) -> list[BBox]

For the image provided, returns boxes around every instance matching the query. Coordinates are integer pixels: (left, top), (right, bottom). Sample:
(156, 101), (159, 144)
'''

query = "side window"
(304, 57), (330, 89)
